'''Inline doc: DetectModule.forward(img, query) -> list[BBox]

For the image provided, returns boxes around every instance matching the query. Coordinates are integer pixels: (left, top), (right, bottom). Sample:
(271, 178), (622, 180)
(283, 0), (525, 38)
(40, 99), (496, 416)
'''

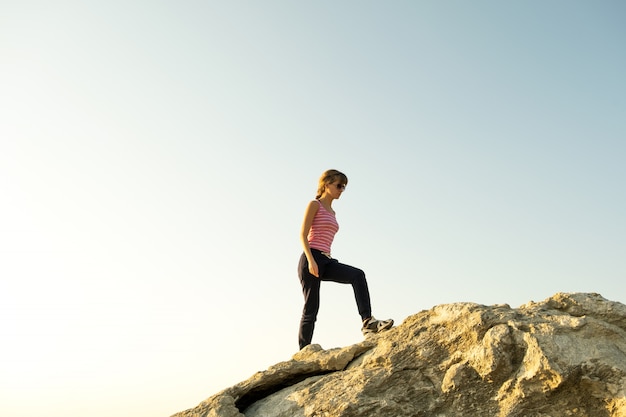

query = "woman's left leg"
(321, 260), (372, 321)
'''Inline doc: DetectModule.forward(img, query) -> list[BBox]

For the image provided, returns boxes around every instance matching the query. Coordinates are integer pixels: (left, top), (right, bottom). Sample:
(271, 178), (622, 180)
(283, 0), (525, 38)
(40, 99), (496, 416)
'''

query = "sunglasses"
(335, 183), (347, 190)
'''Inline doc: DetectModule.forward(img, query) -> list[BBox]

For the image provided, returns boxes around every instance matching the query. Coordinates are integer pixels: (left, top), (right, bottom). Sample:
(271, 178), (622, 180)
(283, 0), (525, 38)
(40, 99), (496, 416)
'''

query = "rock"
(171, 293), (626, 417)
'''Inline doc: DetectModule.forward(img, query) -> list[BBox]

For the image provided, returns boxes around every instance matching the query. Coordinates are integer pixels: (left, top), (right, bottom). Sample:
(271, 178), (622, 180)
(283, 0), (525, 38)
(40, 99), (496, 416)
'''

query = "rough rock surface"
(172, 293), (626, 417)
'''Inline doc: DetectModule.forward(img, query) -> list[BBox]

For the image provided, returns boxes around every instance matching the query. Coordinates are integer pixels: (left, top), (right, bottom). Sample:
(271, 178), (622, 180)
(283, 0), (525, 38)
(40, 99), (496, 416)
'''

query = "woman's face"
(326, 181), (347, 199)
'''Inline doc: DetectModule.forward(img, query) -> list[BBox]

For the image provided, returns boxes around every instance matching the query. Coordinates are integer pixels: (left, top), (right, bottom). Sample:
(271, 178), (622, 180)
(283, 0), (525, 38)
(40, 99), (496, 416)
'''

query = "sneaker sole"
(378, 320), (394, 332)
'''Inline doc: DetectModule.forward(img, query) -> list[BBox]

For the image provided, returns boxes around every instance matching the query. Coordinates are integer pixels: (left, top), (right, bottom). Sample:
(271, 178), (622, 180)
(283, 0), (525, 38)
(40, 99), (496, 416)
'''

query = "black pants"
(298, 249), (372, 349)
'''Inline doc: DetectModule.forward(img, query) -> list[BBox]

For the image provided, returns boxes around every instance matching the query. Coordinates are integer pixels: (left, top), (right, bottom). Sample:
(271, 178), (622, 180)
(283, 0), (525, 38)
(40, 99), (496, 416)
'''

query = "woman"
(298, 169), (393, 349)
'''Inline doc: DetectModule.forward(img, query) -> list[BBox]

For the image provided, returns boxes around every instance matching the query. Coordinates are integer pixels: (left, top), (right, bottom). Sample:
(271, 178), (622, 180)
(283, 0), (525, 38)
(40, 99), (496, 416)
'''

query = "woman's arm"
(300, 200), (320, 277)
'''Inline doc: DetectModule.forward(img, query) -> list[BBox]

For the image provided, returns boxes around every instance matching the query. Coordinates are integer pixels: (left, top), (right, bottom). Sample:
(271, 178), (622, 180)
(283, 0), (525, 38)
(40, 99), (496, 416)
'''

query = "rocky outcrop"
(172, 293), (626, 417)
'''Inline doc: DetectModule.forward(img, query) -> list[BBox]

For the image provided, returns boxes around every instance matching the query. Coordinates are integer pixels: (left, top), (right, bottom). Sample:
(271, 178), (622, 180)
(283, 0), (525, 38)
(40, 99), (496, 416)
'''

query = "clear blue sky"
(1, 1), (624, 416)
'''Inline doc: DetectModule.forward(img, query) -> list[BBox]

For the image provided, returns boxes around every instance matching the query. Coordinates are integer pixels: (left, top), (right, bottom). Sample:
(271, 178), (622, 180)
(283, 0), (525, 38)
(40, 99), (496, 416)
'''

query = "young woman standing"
(298, 169), (393, 350)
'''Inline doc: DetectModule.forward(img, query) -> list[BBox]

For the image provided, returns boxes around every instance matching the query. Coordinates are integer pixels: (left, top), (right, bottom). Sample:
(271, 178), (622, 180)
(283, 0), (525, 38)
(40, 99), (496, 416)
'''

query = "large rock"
(172, 293), (626, 417)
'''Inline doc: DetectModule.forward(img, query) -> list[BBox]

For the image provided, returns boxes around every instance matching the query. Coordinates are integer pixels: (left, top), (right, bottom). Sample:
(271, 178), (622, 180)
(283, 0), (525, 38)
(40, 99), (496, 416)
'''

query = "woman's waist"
(310, 247), (332, 259)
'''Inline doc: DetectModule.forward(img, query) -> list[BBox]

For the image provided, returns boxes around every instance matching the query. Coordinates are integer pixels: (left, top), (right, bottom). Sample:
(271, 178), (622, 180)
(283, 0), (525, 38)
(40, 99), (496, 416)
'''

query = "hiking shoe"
(361, 316), (394, 335)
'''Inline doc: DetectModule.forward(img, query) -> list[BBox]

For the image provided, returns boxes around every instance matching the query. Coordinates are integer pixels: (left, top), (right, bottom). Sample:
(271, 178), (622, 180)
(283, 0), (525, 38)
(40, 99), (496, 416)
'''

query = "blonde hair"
(315, 169), (348, 199)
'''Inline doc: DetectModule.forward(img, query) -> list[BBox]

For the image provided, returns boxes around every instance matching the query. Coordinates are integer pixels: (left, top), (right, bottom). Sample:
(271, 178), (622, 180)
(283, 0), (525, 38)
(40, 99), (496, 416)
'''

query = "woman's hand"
(308, 259), (319, 278)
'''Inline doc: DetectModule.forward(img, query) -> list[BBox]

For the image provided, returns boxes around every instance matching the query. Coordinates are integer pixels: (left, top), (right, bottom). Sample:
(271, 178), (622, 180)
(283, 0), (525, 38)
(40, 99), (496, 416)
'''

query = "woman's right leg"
(298, 253), (321, 349)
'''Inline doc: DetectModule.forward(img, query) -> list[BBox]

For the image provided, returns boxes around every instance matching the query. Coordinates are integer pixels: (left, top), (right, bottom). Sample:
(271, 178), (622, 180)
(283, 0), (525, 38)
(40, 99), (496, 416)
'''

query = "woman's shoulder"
(305, 199), (321, 213)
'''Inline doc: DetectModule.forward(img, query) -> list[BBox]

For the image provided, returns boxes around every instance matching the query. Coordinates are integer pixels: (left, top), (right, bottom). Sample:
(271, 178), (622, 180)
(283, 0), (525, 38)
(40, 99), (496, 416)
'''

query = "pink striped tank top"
(307, 200), (339, 253)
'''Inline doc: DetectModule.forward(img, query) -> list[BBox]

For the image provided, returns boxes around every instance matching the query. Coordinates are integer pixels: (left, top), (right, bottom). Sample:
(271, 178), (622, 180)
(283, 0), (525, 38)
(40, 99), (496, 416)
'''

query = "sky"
(1, 1), (624, 416)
